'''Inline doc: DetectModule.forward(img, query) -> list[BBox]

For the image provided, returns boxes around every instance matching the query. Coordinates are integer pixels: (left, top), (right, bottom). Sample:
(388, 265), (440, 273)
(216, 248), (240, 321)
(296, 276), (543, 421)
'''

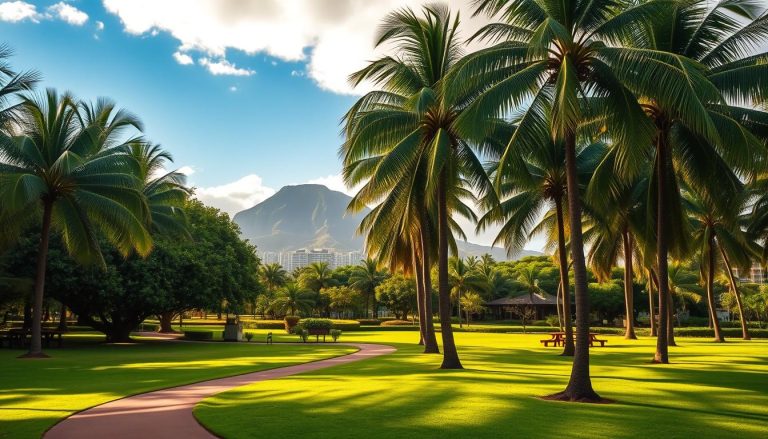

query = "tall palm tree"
(614, 0), (768, 362)
(342, 5), (504, 369)
(459, 0), (680, 401)
(349, 257), (387, 318)
(449, 257), (485, 328)
(0, 90), (152, 357)
(300, 262), (338, 315)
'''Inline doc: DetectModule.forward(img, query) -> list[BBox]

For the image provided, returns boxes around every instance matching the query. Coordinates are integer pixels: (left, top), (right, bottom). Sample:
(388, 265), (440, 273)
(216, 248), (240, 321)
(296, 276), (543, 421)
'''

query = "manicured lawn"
(196, 331), (768, 439)
(0, 335), (354, 439)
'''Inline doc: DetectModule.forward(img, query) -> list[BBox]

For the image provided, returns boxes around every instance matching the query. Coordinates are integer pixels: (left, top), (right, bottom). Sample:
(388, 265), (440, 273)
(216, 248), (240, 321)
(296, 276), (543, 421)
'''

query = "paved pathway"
(45, 343), (395, 439)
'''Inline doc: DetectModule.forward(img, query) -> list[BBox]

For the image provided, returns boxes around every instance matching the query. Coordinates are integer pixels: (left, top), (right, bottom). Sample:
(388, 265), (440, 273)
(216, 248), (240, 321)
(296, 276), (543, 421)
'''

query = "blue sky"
(0, 0), (540, 250)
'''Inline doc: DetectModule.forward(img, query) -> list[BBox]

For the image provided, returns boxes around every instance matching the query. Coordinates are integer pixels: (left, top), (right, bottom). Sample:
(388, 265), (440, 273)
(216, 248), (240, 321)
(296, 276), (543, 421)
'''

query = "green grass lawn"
(195, 331), (768, 439)
(0, 335), (354, 438)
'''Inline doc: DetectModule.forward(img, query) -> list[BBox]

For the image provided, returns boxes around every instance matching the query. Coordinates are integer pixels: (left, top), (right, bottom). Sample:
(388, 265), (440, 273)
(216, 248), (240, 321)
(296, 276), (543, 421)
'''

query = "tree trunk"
(666, 291), (676, 347)
(23, 200), (53, 358)
(720, 247), (750, 340)
(419, 220), (440, 354)
(457, 290), (463, 328)
(648, 269), (656, 337)
(555, 197), (574, 355)
(622, 230), (637, 340)
(706, 235), (725, 342)
(414, 251), (426, 346)
(158, 312), (177, 333)
(556, 282), (564, 331)
(654, 132), (670, 364)
(548, 131), (599, 401)
(437, 170), (462, 369)
(57, 303), (68, 332)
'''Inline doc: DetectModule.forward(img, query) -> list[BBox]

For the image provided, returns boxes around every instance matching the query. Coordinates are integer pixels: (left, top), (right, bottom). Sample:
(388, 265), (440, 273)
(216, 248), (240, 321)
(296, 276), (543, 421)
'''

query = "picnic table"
(1, 328), (64, 349)
(540, 332), (607, 347)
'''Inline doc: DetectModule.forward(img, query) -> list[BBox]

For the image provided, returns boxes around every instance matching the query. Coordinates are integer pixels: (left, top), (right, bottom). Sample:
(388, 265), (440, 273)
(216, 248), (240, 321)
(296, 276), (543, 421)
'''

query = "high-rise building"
(733, 263), (765, 284)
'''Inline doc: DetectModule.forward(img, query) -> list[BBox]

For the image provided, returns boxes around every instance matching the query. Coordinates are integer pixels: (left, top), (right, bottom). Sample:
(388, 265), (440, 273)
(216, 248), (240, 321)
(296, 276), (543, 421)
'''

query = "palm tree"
(260, 263), (289, 292)
(460, 0), (679, 401)
(128, 142), (190, 237)
(349, 257), (386, 318)
(460, 292), (485, 326)
(517, 266), (544, 301)
(615, 0), (768, 363)
(300, 262), (338, 315)
(342, 5), (505, 369)
(0, 90), (152, 357)
(449, 257), (485, 328)
(272, 283), (314, 317)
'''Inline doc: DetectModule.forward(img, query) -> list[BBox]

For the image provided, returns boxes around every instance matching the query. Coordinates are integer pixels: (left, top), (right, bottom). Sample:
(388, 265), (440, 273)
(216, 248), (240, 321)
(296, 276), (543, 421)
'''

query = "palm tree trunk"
(419, 211), (440, 354)
(555, 197), (574, 355)
(706, 235), (725, 342)
(437, 170), (461, 369)
(549, 131), (599, 401)
(648, 269), (656, 337)
(622, 229), (637, 340)
(719, 247), (751, 340)
(556, 282), (564, 331)
(24, 200), (53, 358)
(457, 290), (463, 328)
(666, 291), (676, 346)
(654, 133), (670, 364)
(413, 251), (426, 346)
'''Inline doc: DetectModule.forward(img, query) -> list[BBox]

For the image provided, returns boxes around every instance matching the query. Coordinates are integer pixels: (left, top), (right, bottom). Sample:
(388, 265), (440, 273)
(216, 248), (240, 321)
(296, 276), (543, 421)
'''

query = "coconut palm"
(0, 44), (38, 124)
(349, 257), (387, 318)
(272, 283), (314, 317)
(449, 257), (485, 328)
(260, 263), (289, 292)
(458, 0), (689, 400)
(342, 5), (506, 369)
(0, 90), (152, 356)
(299, 262), (338, 315)
(460, 291), (485, 326)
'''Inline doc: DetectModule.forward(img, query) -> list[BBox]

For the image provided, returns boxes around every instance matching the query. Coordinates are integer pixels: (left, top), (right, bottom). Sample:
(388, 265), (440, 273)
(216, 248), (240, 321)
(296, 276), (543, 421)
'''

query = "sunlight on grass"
(195, 332), (768, 439)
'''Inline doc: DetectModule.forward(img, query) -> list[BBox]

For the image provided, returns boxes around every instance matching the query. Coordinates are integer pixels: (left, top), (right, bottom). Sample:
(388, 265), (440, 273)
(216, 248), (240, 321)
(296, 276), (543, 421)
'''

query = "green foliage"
(375, 274), (417, 320)
(330, 329), (342, 342)
(284, 316), (300, 333)
(380, 319), (414, 326)
(330, 320), (361, 331)
(184, 330), (214, 341)
(300, 318), (333, 331)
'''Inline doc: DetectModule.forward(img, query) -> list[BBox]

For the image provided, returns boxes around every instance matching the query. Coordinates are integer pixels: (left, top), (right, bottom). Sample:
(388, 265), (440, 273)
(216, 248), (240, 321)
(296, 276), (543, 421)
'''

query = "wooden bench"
(589, 336), (607, 347)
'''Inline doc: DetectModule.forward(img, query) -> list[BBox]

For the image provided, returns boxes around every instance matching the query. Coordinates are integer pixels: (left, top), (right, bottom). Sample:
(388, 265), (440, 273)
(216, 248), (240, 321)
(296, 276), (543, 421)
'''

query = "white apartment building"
(733, 263), (765, 284)
(264, 249), (367, 271)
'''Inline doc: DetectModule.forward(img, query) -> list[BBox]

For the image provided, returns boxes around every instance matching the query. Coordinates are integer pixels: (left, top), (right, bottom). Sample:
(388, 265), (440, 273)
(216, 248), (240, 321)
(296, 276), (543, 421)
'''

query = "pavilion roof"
(486, 292), (560, 306)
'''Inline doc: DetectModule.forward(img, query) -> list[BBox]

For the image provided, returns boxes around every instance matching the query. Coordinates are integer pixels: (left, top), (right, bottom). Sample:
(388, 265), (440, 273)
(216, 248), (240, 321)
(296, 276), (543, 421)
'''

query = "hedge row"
(381, 320), (417, 327)
(250, 319), (361, 331)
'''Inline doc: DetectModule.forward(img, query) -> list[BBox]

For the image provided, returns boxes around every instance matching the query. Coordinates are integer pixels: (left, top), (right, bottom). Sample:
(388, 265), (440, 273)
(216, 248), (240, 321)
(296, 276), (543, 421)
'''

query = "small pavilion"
(485, 292), (561, 320)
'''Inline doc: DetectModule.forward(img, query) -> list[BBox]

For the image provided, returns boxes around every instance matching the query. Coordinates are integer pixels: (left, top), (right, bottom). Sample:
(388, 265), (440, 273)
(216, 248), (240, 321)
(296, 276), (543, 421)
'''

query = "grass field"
(0, 335), (354, 438)
(195, 331), (768, 439)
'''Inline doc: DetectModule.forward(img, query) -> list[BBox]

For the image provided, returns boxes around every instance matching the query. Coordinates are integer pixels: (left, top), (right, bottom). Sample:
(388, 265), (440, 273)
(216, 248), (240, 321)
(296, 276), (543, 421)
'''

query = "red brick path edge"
(44, 343), (396, 439)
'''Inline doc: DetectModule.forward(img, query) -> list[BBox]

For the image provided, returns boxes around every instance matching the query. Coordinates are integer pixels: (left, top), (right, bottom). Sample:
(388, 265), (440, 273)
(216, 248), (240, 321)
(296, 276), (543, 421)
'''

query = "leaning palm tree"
(458, 0), (682, 401)
(349, 257), (387, 318)
(0, 90), (152, 357)
(342, 5), (504, 369)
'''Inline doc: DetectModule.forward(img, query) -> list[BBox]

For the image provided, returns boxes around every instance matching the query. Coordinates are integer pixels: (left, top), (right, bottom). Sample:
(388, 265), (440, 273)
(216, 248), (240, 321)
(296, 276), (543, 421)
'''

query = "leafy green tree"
(271, 283), (314, 317)
(322, 285), (361, 318)
(299, 262), (338, 316)
(0, 91), (152, 356)
(375, 274), (417, 320)
(459, 292), (485, 326)
(449, 257), (485, 328)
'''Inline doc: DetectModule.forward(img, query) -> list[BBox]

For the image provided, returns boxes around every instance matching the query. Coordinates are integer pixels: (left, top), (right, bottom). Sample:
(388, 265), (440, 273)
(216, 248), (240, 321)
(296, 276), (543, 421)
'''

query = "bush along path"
(44, 343), (396, 439)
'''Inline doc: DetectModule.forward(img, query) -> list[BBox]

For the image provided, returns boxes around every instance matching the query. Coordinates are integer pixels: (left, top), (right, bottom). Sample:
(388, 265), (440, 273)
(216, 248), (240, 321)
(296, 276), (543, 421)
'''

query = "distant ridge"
(232, 184), (542, 260)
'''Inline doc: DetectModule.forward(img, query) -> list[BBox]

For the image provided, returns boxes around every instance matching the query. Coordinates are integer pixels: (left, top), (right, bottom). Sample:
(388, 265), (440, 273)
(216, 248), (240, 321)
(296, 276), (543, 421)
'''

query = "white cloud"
(229, 85), (238, 92)
(194, 174), (276, 215)
(0, 1), (38, 22)
(101, 0), (491, 94)
(290, 69), (305, 77)
(96, 20), (104, 30)
(199, 57), (254, 76)
(48, 2), (88, 26)
(306, 174), (358, 196)
(172, 51), (194, 65)
(176, 165), (195, 176)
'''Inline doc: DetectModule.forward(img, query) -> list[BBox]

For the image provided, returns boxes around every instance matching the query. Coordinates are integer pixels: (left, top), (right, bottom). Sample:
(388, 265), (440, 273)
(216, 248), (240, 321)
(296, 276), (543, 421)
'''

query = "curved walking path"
(45, 343), (395, 439)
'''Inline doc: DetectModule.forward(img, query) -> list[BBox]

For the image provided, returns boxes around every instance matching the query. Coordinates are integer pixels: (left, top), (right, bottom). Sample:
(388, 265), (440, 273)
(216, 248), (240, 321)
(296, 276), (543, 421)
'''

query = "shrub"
(297, 328), (308, 343)
(381, 319), (414, 326)
(685, 316), (709, 327)
(284, 316), (300, 333)
(184, 330), (213, 341)
(545, 315), (560, 328)
(254, 320), (286, 329)
(356, 319), (381, 326)
(530, 320), (548, 326)
(330, 329), (342, 342)
(331, 320), (361, 331)
(245, 332), (253, 342)
(301, 318), (333, 331)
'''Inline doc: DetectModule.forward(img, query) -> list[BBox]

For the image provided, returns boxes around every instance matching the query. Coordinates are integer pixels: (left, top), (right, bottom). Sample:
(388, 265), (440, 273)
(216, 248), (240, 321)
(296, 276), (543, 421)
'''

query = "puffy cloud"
(0, 1), (38, 22)
(172, 51), (194, 65)
(193, 174), (276, 216)
(48, 2), (88, 26)
(101, 0), (490, 94)
(96, 20), (104, 30)
(228, 85), (238, 92)
(199, 57), (254, 76)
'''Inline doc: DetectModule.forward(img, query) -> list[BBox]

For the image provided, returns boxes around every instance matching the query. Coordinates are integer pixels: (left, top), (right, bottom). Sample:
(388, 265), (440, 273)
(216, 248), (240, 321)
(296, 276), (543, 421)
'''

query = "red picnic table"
(540, 332), (607, 347)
